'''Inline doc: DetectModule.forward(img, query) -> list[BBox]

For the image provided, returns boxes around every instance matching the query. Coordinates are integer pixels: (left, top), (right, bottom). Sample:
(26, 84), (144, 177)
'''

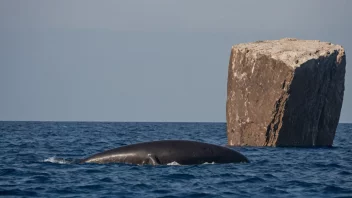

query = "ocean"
(0, 121), (351, 197)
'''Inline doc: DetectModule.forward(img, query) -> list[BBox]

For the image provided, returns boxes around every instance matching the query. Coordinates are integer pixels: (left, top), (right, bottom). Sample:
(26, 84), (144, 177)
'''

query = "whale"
(79, 140), (249, 165)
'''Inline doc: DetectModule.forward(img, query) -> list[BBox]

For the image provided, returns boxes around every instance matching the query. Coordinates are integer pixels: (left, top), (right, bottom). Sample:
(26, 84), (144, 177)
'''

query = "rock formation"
(226, 38), (346, 147)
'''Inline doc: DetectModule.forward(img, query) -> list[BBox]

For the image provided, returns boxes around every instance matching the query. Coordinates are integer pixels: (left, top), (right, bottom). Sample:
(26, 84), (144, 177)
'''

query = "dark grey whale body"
(80, 140), (249, 165)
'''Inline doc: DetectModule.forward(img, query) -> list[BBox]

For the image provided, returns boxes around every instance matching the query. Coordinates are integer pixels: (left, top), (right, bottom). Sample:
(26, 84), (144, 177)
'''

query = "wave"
(43, 158), (220, 166)
(43, 157), (72, 164)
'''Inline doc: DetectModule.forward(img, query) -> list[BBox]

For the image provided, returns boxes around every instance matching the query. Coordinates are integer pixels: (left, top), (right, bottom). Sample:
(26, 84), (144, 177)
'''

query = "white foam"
(203, 162), (216, 165)
(166, 161), (216, 166)
(167, 161), (181, 166)
(44, 157), (70, 164)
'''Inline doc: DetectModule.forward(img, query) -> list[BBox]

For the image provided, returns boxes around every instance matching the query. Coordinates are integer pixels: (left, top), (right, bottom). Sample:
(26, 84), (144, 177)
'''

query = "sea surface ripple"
(0, 122), (351, 197)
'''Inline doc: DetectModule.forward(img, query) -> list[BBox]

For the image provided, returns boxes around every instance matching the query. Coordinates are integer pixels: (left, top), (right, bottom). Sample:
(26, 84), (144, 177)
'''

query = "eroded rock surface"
(226, 38), (346, 147)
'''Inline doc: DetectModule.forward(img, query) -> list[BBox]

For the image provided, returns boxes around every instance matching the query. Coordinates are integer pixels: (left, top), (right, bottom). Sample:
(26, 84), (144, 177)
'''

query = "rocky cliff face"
(226, 38), (346, 147)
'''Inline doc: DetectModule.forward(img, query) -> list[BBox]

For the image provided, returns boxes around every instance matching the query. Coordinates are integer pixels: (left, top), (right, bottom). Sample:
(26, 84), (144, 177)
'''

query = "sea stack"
(226, 38), (346, 147)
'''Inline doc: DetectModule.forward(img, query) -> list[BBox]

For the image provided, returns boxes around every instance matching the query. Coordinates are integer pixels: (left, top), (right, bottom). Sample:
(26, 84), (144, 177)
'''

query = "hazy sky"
(0, 0), (351, 122)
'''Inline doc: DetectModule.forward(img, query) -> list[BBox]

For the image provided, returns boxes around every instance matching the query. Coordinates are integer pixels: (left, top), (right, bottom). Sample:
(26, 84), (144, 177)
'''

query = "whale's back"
(81, 140), (248, 165)
(139, 140), (248, 164)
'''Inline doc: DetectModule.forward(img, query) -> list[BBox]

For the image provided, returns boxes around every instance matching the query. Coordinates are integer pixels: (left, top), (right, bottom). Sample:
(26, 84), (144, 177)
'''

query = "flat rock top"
(232, 38), (344, 68)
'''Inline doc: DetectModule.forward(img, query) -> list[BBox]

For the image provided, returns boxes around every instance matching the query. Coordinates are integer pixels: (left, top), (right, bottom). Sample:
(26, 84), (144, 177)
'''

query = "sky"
(0, 0), (351, 122)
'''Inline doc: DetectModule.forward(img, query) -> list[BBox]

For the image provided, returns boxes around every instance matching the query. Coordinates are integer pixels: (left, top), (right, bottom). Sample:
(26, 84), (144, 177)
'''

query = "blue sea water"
(0, 122), (351, 198)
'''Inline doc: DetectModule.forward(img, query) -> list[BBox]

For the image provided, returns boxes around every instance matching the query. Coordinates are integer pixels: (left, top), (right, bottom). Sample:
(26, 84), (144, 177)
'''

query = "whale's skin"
(80, 140), (249, 165)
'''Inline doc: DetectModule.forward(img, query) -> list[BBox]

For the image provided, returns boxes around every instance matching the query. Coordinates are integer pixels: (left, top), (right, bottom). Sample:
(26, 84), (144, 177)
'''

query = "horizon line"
(0, 120), (226, 123)
(0, 120), (351, 124)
